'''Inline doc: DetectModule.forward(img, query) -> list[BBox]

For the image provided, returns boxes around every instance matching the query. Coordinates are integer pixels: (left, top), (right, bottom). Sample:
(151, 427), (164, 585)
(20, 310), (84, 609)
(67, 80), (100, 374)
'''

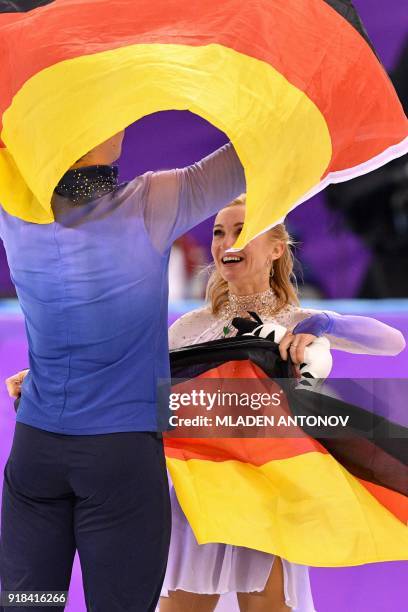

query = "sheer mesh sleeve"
(143, 143), (245, 253)
(168, 307), (216, 350)
(289, 308), (406, 355)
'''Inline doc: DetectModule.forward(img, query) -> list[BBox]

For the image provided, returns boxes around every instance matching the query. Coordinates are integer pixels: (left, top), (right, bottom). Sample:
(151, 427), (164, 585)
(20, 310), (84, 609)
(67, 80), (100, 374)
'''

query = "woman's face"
(211, 204), (284, 290)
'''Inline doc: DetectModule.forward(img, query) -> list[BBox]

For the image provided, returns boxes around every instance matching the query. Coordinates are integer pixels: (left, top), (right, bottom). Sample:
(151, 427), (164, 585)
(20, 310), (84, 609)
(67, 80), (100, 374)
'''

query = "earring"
(270, 265), (275, 278)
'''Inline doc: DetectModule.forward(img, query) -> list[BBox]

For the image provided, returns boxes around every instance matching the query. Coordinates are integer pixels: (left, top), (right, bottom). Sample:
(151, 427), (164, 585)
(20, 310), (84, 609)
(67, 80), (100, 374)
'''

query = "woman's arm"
(168, 308), (215, 350)
(292, 310), (406, 356)
(168, 317), (189, 351)
(144, 143), (246, 253)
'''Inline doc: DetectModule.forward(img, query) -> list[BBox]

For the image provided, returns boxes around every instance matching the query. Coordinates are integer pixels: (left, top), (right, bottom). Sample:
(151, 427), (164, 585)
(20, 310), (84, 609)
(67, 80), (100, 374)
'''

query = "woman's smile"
(221, 253), (245, 266)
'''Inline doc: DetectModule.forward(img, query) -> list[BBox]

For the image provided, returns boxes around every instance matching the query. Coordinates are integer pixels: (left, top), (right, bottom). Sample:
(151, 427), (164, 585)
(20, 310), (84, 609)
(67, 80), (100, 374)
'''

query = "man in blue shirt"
(0, 130), (245, 611)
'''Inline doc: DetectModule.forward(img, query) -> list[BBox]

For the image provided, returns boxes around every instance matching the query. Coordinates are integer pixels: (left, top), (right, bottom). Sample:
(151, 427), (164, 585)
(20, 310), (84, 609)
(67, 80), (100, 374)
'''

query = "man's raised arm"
(144, 143), (246, 253)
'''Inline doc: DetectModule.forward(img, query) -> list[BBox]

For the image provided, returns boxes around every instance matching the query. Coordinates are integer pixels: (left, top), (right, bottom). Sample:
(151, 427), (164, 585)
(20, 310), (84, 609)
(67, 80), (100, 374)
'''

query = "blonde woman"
(159, 194), (405, 612)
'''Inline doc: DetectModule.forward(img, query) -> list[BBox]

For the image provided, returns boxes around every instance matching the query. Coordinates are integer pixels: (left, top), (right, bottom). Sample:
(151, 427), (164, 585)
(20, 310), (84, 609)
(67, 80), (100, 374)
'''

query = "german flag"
(0, 1), (407, 246)
(164, 337), (408, 567)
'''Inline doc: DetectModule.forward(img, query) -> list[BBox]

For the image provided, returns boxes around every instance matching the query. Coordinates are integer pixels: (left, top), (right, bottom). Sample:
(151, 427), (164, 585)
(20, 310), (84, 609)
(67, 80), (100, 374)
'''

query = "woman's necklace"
(220, 288), (277, 337)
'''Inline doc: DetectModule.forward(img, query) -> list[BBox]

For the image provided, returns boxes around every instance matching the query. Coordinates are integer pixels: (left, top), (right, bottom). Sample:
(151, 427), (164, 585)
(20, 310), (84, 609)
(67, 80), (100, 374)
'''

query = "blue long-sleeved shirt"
(0, 143), (245, 434)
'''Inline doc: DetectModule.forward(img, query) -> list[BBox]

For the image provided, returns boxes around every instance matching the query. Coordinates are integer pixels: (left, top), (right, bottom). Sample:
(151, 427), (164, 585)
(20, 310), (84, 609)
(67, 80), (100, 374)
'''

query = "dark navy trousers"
(0, 423), (171, 611)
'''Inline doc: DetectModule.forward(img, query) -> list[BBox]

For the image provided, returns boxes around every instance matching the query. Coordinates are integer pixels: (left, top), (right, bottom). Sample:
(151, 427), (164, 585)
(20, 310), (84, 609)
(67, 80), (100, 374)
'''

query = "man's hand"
(279, 331), (317, 365)
(5, 369), (29, 398)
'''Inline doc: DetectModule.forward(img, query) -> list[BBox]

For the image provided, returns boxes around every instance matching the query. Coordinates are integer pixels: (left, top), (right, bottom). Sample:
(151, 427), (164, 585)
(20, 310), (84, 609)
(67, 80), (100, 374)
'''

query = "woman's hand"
(279, 331), (317, 365)
(5, 369), (29, 398)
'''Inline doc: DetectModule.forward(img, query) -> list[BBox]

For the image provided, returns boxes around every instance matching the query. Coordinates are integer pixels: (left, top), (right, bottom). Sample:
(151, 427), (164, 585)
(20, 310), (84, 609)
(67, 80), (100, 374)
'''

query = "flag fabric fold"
(0, 0), (407, 246)
(164, 337), (408, 567)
